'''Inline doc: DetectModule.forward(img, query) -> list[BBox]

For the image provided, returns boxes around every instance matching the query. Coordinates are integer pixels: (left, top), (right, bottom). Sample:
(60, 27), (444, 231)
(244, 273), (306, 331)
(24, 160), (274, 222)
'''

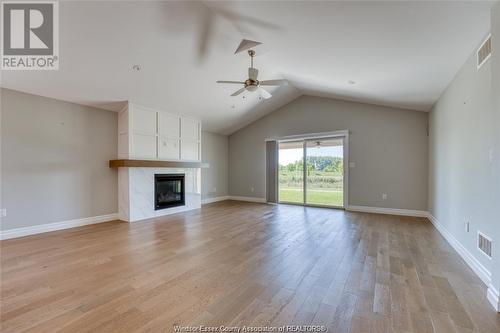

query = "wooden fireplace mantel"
(109, 159), (209, 168)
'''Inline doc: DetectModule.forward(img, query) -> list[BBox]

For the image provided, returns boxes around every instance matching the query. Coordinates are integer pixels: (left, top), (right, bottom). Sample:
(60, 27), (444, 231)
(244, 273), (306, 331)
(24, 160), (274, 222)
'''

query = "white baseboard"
(201, 196), (230, 205)
(0, 213), (119, 240)
(427, 214), (492, 287)
(201, 196), (267, 204)
(346, 205), (428, 217)
(487, 284), (500, 312)
(227, 196), (267, 203)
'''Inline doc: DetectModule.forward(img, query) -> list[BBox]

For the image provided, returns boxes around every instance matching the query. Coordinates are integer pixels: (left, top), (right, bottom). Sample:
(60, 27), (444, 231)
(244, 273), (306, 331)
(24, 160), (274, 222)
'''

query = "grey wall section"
(428, 38), (497, 279)
(489, 0), (500, 307)
(201, 131), (228, 200)
(1, 89), (118, 231)
(229, 95), (428, 211)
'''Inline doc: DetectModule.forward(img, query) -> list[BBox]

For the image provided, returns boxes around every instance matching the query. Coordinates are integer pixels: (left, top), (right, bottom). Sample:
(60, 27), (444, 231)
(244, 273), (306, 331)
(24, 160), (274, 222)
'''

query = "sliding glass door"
(305, 138), (344, 207)
(278, 141), (304, 204)
(278, 136), (345, 208)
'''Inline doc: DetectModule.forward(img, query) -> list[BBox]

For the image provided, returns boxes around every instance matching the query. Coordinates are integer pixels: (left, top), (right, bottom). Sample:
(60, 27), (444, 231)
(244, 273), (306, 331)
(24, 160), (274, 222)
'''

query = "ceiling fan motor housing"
(245, 79), (259, 91)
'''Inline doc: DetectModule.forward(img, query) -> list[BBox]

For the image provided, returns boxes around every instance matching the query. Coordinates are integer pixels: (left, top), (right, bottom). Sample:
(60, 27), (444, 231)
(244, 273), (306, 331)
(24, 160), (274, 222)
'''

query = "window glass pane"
(278, 141), (304, 204)
(305, 138), (344, 207)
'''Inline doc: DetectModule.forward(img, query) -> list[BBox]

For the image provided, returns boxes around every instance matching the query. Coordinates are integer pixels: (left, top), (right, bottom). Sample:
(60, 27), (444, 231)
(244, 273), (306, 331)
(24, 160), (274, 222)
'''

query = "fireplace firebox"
(154, 174), (185, 210)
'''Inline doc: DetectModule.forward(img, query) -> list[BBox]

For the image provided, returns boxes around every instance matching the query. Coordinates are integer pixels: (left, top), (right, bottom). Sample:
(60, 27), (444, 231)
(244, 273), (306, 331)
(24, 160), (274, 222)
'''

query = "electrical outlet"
(382, 193), (387, 200)
(349, 162), (356, 168)
(465, 221), (470, 232)
(212, 187), (217, 193)
(0, 209), (6, 218)
(250, 187), (255, 193)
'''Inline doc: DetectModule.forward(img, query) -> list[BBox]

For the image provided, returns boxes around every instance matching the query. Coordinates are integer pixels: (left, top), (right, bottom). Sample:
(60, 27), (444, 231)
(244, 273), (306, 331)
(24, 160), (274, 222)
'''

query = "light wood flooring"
(1, 201), (499, 332)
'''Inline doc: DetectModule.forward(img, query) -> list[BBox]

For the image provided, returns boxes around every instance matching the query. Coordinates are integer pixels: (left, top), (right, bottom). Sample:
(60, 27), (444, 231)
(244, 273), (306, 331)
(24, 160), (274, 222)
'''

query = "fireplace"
(155, 174), (185, 210)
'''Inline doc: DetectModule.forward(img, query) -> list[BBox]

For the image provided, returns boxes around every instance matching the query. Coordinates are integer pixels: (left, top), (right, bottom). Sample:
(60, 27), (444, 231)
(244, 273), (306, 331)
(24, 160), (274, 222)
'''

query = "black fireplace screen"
(155, 174), (185, 210)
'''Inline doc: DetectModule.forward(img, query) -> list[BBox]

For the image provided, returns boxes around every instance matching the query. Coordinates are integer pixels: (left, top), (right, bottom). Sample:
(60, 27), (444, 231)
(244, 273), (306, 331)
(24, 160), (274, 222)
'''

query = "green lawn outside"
(279, 187), (343, 207)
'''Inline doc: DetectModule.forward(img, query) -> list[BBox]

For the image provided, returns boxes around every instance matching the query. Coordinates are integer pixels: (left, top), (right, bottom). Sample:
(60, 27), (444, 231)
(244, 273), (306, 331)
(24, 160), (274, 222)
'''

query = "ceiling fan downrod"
(248, 50), (255, 68)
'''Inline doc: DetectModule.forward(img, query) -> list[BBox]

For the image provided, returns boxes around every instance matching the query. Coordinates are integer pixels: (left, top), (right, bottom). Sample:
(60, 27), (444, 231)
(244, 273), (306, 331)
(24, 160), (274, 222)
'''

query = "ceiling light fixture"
(132, 65), (141, 71)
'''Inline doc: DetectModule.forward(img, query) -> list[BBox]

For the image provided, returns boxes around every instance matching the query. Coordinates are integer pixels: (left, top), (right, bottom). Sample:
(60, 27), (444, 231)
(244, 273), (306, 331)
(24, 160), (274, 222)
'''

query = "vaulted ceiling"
(1, 1), (493, 134)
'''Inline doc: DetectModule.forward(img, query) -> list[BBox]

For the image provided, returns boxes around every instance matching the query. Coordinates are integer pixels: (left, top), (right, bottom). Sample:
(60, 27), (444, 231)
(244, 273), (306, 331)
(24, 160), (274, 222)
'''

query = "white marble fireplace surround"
(118, 167), (201, 222)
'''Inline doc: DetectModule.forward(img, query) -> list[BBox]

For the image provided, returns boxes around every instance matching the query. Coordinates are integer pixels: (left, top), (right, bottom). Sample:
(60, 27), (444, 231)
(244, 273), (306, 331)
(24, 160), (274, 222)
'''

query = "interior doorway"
(278, 135), (346, 208)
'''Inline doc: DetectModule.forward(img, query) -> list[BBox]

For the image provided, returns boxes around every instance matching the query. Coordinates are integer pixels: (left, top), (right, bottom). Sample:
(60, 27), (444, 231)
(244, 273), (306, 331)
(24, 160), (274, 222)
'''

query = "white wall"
(429, 11), (500, 309)
(228, 95), (429, 211)
(201, 131), (228, 201)
(1, 89), (118, 231)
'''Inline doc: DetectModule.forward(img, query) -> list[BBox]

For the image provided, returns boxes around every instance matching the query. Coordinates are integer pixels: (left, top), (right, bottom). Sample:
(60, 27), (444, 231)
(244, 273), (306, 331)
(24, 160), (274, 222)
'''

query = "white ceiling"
(0, 1), (493, 134)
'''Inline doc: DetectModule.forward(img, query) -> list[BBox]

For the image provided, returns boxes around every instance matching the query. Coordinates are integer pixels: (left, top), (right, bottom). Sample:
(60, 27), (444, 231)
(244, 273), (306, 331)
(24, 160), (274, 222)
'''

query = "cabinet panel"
(132, 106), (157, 134)
(122, 103), (202, 161)
(181, 140), (199, 161)
(131, 134), (157, 158)
(158, 137), (180, 160)
(181, 118), (199, 140)
(158, 113), (180, 137)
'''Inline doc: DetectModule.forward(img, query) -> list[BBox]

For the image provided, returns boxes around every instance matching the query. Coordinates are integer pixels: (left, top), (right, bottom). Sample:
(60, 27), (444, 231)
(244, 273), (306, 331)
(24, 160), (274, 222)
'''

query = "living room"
(1, 1), (499, 332)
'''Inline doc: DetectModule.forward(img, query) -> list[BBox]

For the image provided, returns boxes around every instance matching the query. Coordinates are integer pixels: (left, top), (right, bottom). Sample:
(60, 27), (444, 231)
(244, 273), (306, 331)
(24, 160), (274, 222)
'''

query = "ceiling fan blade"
(259, 88), (272, 99)
(259, 79), (288, 86)
(214, 7), (281, 31)
(197, 6), (214, 62)
(217, 81), (245, 84)
(248, 67), (259, 81)
(231, 87), (247, 96)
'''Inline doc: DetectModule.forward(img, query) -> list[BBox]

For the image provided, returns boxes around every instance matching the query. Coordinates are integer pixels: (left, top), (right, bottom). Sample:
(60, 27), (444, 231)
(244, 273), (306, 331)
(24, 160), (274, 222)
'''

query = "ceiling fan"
(216, 50), (287, 99)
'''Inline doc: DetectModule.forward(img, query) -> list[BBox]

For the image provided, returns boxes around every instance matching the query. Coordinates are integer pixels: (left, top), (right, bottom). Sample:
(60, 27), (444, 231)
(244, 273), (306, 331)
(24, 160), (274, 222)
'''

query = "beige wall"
(429, 31), (498, 286)
(201, 131), (228, 200)
(1, 89), (118, 231)
(228, 95), (428, 211)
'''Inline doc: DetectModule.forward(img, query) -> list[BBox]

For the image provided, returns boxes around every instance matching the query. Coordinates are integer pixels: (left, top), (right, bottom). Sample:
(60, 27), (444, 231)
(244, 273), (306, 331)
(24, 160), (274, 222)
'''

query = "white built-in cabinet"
(118, 102), (201, 161)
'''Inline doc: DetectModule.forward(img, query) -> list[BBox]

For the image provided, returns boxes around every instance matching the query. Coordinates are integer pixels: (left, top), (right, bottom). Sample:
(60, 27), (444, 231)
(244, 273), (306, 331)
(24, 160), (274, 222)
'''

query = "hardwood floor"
(1, 201), (499, 332)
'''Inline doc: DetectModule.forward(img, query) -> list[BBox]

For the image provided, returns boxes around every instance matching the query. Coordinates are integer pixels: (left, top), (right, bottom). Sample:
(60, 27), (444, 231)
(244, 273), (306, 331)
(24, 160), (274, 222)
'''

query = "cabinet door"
(181, 140), (199, 161)
(158, 112), (180, 137)
(131, 133), (157, 158)
(158, 137), (180, 160)
(132, 105), (157, 134)
(181, 118), (199, 140)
